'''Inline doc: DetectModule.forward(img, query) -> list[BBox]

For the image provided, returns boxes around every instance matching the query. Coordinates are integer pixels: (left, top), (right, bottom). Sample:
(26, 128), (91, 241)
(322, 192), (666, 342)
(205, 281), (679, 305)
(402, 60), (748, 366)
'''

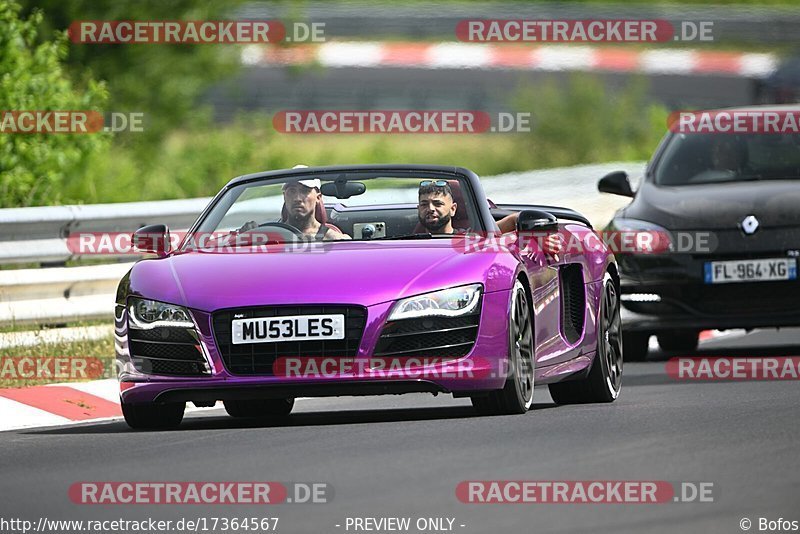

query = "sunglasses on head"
(419, 180), (449, 187)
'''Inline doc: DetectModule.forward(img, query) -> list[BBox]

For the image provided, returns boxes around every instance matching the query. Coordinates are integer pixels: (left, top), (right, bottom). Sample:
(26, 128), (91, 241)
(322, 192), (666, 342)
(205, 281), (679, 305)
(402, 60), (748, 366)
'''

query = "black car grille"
(128, 328), (208, 377)
(212, 306), (367, 376)
(374, 311), (480, 359)
(623, 280), (800, 317)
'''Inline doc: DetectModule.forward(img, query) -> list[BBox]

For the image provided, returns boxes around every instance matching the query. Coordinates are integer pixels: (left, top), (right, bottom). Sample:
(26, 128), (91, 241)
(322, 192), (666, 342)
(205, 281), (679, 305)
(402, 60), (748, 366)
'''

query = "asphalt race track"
(1, 328), (798, 534)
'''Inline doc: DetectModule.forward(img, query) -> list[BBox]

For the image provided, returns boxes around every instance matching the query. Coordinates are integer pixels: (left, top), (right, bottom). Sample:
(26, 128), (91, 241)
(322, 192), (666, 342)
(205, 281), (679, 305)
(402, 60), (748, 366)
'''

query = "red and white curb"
(242, 42), (778, 78)
(0, 379), (222, 432)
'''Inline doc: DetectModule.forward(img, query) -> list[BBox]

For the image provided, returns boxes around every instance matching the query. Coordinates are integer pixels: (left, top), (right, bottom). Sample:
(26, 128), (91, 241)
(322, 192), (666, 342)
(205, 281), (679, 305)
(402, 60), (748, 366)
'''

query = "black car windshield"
(654, 132), (800, 185)
(185, 172), (481, 249)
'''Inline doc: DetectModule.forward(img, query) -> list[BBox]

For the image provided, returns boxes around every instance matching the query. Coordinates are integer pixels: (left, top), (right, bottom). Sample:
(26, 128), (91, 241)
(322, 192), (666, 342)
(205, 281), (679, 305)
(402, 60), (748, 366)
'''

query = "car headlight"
(611, 218), (673, 253)
(128, 298), (194, 329)
(388, 284), (482, 321)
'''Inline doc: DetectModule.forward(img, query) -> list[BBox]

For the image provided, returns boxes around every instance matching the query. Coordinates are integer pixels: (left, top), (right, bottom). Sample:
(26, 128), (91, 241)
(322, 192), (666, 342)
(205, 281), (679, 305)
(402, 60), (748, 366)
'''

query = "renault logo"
(740, 215), (759, 235)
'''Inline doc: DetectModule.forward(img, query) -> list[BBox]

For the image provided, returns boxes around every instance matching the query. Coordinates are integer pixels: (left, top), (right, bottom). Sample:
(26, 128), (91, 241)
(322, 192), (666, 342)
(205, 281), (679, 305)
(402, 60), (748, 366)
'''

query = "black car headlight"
(388, 284), (482, 321)
(128, 297), (194, 330)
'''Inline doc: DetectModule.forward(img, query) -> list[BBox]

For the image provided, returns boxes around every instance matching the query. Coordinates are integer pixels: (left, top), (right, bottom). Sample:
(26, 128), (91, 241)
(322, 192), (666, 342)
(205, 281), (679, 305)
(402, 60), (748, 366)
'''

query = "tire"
(122, 402), (185, 430)
(224, 398), (295, 418)
(471, 280), (534, 415)
(657, 330), (699, 352)
(549, 272), (623, 404)
(623, 331), (650, 362)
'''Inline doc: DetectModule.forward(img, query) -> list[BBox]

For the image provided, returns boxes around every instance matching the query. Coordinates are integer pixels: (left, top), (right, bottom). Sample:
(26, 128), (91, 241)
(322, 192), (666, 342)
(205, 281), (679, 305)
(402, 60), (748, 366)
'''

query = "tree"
(18, 0), (246, 146)
(0, 1), (108, 207)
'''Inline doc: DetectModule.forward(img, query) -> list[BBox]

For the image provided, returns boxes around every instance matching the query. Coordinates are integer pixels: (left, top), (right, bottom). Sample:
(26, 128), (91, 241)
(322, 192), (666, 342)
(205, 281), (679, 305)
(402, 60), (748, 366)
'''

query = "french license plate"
(704, 258), (797, 284)
(232, 314), (345, 344)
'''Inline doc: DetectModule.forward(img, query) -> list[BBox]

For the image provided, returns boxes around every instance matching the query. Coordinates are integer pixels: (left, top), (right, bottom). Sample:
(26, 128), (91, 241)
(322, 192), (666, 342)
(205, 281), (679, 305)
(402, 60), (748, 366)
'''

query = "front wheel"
(549, 272), (623, 404)
(471, 280), (534, 415)
(122, 402), (185, 430)
(224, 398), (295, 418)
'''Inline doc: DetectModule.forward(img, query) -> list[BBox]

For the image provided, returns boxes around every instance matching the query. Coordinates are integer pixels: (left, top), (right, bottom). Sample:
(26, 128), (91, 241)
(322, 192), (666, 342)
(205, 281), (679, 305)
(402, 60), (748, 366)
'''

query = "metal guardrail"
(0, 162), (644, 327)
(0, 197), (210, 265)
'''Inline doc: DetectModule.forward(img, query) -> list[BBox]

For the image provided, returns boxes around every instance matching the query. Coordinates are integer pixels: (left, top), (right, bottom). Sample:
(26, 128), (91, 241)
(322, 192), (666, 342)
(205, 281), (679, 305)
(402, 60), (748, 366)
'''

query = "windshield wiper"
(372, 233), (434, 241)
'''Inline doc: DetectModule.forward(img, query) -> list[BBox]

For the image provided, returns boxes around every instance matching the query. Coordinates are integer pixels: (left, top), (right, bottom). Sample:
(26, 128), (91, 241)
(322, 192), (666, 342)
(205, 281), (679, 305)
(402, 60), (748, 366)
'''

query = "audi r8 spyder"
(598, 106), (800, 360)
(116, 165), (621, 429)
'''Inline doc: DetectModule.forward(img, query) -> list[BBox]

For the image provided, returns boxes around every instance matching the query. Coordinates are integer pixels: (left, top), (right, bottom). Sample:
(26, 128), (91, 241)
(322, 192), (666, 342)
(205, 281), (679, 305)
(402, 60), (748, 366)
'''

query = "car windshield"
(185, 172), (480, 249)
(654, 132), (800, 186)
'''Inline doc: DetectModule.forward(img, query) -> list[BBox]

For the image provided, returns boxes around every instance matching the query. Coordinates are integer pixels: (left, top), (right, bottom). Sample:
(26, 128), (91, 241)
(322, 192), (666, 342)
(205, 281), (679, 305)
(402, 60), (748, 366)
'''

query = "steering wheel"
(251, 221), (305, 240)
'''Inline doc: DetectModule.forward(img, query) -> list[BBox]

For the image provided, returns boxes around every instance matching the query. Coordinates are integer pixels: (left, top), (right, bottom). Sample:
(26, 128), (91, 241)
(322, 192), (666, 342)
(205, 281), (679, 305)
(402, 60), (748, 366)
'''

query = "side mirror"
(133, 224), (170, 257)
(598, 171), (634, 197)
(517, 210), (558, 232)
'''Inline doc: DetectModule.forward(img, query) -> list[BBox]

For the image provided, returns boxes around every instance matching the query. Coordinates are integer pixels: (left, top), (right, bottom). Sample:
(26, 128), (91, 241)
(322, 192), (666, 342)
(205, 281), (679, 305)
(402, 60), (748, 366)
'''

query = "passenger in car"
(417, 181), (561, 256)
(416, 181), (521, 234)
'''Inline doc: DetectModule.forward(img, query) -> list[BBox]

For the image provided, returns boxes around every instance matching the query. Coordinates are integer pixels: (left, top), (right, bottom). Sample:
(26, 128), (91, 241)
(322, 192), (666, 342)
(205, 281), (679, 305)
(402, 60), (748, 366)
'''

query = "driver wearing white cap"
(280, 167), (350, 241)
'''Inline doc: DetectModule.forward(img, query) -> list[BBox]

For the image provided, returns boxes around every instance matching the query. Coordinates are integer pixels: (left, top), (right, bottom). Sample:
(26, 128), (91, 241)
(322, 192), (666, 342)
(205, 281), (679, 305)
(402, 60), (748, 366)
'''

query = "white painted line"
(639, 49), (698, 75)
(425, 43), (491, 69)
(0, 396), (71, 431)
(318, 42), (384, 67)
(533, 46), (597, 72)
(65, 378), (119, 404)
(739, 53), (779, 78)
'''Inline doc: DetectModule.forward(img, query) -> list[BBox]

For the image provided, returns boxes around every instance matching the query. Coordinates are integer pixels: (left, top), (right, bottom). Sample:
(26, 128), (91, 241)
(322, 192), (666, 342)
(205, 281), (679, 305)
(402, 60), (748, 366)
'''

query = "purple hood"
(127, 240), (519, 311)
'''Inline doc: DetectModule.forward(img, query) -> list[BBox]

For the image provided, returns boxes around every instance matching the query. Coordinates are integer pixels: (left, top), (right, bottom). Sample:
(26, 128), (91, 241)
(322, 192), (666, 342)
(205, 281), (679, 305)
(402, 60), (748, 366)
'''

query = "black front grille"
(129, 327), (198, 343)
(374, 313), (480, 359)
(213, 306), (368, 376)
(129, 340), (203, 361)
(133, 358), (207, 376)
(128, 328), (208, 376)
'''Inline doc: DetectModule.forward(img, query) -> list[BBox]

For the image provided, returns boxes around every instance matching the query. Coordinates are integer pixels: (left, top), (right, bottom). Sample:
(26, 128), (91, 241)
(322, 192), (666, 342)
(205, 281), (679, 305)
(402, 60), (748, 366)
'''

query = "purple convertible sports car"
(115, 165), (622, 429)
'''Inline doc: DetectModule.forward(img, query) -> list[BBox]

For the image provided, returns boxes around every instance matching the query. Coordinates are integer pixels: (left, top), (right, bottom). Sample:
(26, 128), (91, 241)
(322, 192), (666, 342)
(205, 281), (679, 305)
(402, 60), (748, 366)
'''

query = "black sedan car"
(598, 106), (800, 360)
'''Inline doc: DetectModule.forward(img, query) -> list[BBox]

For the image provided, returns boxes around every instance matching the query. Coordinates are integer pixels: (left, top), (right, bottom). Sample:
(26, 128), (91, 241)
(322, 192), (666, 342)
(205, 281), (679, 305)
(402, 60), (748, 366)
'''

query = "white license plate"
(704, 258), (797, 284)
(232, 314), (345, 344)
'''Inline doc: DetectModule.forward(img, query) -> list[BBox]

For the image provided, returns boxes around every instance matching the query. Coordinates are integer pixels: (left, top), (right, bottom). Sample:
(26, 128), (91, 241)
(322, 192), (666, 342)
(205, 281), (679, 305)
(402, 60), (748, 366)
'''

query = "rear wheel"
(122, 402), (185, 430)
(471, 281), (534, 415)
(657, 330), (699, 352)
(224, 398), (294, 418)
(549, 272), (623, 404)
(623, 331), (650, 362)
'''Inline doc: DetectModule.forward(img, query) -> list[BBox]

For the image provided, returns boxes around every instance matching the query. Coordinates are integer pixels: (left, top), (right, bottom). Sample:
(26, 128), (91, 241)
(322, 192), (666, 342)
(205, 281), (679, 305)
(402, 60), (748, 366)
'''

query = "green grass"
(0, 335), (114, 388)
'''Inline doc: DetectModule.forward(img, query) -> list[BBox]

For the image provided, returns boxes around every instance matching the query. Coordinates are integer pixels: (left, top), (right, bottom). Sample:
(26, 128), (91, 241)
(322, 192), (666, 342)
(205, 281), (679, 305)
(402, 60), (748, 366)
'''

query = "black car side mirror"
(517, 210), (558, 232)
(598, 171), (635, 197)
(133, 224), (171, 257)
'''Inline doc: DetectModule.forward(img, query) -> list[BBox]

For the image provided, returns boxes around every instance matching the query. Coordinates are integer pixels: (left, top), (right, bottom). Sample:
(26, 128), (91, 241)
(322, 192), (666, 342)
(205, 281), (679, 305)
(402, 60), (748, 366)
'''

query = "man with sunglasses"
(417, 180), (519, 234)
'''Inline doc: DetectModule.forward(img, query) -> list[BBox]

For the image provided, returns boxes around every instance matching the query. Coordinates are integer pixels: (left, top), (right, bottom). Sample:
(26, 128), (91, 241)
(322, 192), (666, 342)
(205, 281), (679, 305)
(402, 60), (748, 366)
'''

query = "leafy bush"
(0, 2), (108, 207)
